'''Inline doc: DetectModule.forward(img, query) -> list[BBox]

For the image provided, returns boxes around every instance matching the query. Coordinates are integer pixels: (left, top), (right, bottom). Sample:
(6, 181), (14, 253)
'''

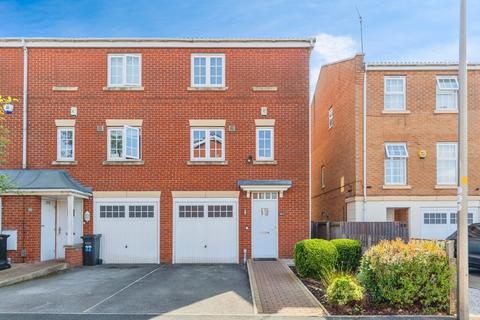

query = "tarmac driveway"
(0, 264), (254, 316)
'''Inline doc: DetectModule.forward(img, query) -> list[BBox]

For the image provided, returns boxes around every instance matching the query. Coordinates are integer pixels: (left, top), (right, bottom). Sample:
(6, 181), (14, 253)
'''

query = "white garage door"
(421, 208), (478, 240)
(94, 199), (159, 264)
(173, 199), (238, 263)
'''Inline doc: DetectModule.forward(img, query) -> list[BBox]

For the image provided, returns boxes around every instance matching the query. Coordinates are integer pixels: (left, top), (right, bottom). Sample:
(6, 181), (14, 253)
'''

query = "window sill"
(52, 86), (79, 92)
(187, 160), (228, 166)
(382, 185), (412, 190)
(435, 185), (457, 190)
(187, 86), (228, 91)
(252, 86), (278, 92)
(52, 160), (77, 165)
(382, 110), (411, 114)
(253, 160), (277, 165)
(103, 160), (144, 166)
(434, 110), (458, 114)
(103, 86), (144, 91)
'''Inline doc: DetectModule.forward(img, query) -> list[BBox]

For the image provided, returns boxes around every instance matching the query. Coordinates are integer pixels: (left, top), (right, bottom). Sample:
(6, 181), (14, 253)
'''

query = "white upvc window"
(191, 54), (225, 87)
(107, 54), (141, 87)
(256, 127), (274, 161)
(57, 127), (74, 161)
(384, 143), (408, 185)
(384, 76), (406, 110)
(437, 142), (458, 185)
(436, 76), (459, 111)
(190, 128), (225, 161)
(328, 107), (333, 128)
(107, 126), (141, 160)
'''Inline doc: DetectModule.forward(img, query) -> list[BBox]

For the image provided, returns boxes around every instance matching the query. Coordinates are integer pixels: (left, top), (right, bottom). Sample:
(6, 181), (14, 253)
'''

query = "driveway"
(0, 264), (253, 316)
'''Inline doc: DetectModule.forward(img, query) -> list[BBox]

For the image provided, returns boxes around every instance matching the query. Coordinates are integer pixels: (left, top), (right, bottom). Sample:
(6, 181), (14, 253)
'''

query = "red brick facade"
(0, 39), (312, 263)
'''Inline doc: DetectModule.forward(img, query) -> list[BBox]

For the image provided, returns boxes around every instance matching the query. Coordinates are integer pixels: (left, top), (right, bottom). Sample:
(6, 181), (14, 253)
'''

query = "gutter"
(362, 63), (368, 221)
(21, 39), (28, 169)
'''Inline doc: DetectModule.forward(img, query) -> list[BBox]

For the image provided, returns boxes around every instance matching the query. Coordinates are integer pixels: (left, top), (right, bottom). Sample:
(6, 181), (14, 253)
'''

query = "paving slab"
(247, 260), (326, 316)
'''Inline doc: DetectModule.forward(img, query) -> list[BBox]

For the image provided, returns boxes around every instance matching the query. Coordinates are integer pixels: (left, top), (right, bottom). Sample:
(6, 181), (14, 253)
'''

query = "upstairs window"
(57, 127), (74, 161)
(107, 126), (141, 161)
(190, 128), (225, 161)
(384, 143), (408, 185)
(437, 143), (458, 185)
(191, 54), (225, 87)
(328, 107), (333, 128)
(108, 54), (141, 87)
(256, 127), (274, 161)
(384, 76), (406, 110)
(436, 76), (459, 111)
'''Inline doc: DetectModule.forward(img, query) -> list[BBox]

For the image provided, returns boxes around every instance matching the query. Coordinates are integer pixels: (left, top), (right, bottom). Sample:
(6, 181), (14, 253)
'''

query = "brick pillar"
(64, 245), (83, 268)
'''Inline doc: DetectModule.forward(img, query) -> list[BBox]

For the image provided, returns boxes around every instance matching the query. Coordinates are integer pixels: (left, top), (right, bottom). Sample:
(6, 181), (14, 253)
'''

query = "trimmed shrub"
(358, 239), (453, 313)
(294, 239), (338, 280)
(326, 275), (364, 306)
(331, 239), (362, 271)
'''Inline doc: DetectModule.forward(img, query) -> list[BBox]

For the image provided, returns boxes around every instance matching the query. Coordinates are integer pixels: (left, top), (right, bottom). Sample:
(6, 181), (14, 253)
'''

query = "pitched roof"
(0, 170), (92, 195)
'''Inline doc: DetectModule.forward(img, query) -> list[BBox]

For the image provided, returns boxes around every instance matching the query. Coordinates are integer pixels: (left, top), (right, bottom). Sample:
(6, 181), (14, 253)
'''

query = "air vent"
(228, 124), (236, 132)
(96, 125), (104, 132)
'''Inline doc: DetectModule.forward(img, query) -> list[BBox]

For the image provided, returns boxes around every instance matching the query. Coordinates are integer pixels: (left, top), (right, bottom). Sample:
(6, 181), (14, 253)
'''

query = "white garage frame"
(172, 197), (239, 264)
(94, 197), (160, 264)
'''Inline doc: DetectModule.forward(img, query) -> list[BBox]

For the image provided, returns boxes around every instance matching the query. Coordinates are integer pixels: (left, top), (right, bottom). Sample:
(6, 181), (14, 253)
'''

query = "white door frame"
(172, 197), (239, 264)
(251, 192), (279, 259)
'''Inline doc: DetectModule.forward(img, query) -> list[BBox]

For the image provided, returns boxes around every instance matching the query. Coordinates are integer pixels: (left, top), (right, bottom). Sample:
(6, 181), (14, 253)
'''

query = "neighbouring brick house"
(312, 54), (480, 239)
(0, 37), (314, 264)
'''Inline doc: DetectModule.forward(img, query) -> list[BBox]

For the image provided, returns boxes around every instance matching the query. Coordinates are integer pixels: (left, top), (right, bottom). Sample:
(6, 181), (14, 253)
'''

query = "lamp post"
(457, 0), (469, 319)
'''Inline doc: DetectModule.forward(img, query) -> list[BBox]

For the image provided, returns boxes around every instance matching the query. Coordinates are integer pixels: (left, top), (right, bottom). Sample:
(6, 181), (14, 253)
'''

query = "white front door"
(173, 199), (238, 263)
(252, 192), (278, 259)
(94, 199), (160, 264)
(41, 199), (56, 261)
(56, 201), (69, 259)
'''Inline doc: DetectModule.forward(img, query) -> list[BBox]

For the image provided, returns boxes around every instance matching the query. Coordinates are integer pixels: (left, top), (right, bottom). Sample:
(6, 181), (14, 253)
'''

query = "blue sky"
(2, 0), (479, 88)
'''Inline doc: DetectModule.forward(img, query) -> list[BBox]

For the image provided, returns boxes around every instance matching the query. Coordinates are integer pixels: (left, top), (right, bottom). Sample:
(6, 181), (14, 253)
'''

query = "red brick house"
(0, 38), (314, 264)
(312, 54), (480, 239)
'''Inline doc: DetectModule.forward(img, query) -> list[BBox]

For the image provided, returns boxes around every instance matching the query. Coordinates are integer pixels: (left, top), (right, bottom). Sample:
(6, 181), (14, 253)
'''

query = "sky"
(1, 0), (479, 91)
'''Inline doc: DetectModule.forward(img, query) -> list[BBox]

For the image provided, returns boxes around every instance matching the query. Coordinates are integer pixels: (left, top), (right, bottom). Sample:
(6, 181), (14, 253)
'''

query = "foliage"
(326, 275), (364, 306)
(358, 239), (453, 313)
(331, 238), (362, 271)
(294, 239), (338, 280)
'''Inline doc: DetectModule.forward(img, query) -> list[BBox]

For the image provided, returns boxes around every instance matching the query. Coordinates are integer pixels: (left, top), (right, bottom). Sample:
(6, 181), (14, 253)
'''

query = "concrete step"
(0, 262), (68, 288)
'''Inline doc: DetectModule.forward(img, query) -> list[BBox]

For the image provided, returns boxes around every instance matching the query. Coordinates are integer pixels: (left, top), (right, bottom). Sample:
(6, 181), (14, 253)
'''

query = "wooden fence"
(311, 221), (409, 251)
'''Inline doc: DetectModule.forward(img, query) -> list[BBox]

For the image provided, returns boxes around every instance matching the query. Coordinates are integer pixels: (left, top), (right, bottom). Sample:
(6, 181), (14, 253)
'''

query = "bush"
(326, 275), (364, 306)
(331, 239), (362, 271)
(358, 239), (453, 313)
(294, 239), (338, 280)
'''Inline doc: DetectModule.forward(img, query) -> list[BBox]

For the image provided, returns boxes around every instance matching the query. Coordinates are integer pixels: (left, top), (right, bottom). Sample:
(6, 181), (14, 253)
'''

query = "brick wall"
(64, 245), (83, 267)
(0, 46), (310, 262)
(311, 55), (364, 221)
(1, 196), (41, 263)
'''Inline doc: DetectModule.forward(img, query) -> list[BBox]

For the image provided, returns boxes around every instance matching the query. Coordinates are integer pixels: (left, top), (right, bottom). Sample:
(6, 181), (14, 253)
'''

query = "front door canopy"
(237, 180), (292, 198)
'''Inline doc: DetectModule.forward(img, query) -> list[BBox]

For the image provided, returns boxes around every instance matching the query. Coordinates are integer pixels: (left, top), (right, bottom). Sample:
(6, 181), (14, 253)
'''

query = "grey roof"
(0, 170), (92, 195)
(237, 180), (292, 187)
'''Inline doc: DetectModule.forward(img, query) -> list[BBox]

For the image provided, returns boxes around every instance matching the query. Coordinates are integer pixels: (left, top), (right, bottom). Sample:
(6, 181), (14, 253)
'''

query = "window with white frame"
(384, 143), (408, 185)
(424, 212), (447, 224)
(437, 143), (457, 185)
(191, 54), (225, 87)
(384, 76), (406, 110)
(107, 126), (141, 161)
(57, 127), (74, 161)
(328, 107), (333, 128)
(436, 76), (459, 111)
(190, 128), (224, 161)
(256, 127), (274, 161)
(108, 54), (141, 87)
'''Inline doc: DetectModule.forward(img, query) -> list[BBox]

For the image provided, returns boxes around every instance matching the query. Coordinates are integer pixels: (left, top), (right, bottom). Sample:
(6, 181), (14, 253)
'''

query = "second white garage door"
(173, 198), (238, 263)
(94, 199), (160, 264)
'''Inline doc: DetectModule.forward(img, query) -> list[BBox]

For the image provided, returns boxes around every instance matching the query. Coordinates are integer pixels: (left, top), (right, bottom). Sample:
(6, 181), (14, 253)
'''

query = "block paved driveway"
(0, 264), (254, 318)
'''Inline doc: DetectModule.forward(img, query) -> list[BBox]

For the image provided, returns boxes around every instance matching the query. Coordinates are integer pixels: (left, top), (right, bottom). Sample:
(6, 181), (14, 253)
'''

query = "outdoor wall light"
(247, 155), (253, 164)
(83, 211), (91, 222)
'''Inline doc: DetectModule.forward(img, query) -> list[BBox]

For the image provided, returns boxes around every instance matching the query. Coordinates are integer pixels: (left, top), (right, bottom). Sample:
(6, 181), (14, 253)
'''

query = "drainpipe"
(22, 38), (28, 169)
(362, 63), (368, 221)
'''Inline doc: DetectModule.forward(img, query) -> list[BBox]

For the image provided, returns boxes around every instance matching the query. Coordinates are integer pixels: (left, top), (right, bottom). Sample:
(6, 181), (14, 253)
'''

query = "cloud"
(310, 33), (357, 97)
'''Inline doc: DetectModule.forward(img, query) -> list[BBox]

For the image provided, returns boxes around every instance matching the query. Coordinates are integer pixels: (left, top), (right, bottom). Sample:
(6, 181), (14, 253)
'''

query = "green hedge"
(358, 239), (453, 313)
(331, 239), (362, 271)
(326, 275), (364, 306)
(294, 239), (338, 280)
